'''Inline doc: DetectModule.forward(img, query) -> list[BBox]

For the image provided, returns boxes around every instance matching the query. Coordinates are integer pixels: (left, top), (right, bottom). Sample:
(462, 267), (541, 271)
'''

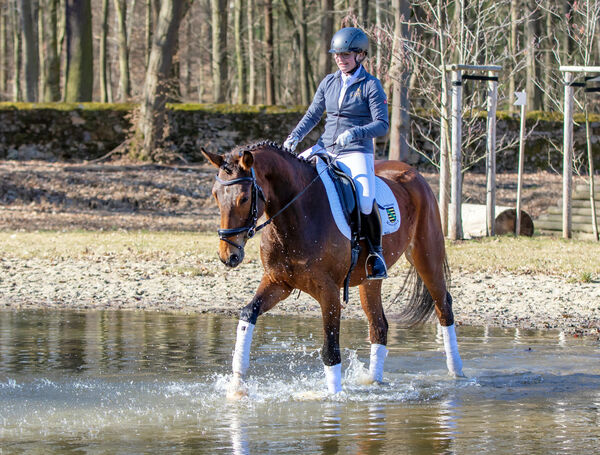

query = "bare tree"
(233, 0), (245, 103)
(388, 0), (410, 161)
(0, 6), (7, 99)
(318, 0), (334, 79)
(41, 0), (60, 102)
(20, 0), (39, 101)
(64, 0), (93, 102)
(134, 0), (191, 160)
(264, 0), (275, 104)
(246, 0), (256, 104)
(525, 0), (542, 110)
(211, 0), (227, 102)
(114, 0), (132, 100)
(99, 0), (110, 102)
(11, 0), (22, 101)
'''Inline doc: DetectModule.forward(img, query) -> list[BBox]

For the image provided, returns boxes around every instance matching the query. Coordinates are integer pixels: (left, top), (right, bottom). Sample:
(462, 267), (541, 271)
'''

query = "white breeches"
(330, 151), (376, 215)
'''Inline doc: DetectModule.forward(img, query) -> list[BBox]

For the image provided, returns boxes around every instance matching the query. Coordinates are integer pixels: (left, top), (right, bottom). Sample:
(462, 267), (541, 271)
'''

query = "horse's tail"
(393, 258), (451, 327)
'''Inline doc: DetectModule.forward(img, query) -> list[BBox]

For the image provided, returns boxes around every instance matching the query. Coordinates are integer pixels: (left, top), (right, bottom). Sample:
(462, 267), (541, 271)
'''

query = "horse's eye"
(240, 196), (249, 204)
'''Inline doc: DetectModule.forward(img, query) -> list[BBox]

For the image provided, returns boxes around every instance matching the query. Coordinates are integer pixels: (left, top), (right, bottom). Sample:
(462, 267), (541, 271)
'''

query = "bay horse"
(202, 141), (464, 398)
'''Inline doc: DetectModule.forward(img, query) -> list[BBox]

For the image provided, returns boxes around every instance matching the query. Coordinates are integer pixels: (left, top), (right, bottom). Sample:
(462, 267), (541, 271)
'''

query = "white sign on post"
(514, 91), (527, 106)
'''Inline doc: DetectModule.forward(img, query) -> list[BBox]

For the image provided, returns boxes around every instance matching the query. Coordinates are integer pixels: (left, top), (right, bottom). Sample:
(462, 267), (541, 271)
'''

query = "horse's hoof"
(226, 375), (248, 400)
(226, 388), (248, 401)
(449, 371), (466, 379)
(357, 374), (376, 386)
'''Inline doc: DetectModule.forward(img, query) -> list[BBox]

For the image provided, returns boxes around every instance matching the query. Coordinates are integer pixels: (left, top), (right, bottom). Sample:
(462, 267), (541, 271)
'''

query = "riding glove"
(283, 135), (299, 152)
(335, 130), (354, 147)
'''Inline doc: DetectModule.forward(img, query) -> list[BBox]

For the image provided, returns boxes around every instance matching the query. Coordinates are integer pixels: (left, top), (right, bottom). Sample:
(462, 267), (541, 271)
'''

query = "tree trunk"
(562, 1), (574, 61)
(20, 0), (39, 102)
(388, 0), (410, 161)
(374, 0), (382, 78)
(525, 0), (541, 110)
(0, 6), (7, 99)
(264, 0), (275, 105)
(359, 0), (368, 25)
(508, 0), (517, 113)
(145, 0), (152, 66)
(114, 0), (131, 100)
(298, 0), (311, 104)
(246, 0), (256, 104)
(211, 0), (227, 102)
(542, 1), (553, 110)
(99, 0), (109, 102)
(318, 0), (333, 79)
(11, 0), (22, 101)
(185, 11), (192, 100)
(234, 0), (245, 104)
(135, 0), (189, 160)
(64, 0), (93, 102)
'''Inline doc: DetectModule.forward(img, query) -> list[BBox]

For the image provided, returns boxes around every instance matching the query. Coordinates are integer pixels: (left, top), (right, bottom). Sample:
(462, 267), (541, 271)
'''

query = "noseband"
(216, 167), (266, 252)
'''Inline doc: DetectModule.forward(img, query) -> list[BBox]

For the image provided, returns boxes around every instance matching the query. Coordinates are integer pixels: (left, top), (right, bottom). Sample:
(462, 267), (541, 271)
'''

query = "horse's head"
(202, 147), (265, 268)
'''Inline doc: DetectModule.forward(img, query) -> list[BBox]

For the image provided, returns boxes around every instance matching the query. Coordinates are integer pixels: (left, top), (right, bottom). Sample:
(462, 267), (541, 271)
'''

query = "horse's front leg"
(228, 276), (292, 399)
(317, 285), (343, 395)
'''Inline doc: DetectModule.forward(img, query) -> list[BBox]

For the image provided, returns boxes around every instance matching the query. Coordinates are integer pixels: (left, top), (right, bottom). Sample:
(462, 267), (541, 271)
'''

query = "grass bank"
(0, 231), (598, 283)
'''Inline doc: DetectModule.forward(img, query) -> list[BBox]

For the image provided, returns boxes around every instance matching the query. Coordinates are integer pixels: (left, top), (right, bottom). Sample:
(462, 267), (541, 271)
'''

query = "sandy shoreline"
(1, 254), (598, 339)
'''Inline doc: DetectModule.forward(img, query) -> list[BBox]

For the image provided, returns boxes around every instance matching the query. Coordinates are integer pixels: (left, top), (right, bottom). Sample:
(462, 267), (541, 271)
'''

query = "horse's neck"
(255, 151), (318, 224)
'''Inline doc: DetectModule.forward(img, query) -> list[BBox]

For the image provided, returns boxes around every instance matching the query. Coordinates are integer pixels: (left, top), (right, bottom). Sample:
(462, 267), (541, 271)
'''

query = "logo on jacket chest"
(349, 87), (362, 99)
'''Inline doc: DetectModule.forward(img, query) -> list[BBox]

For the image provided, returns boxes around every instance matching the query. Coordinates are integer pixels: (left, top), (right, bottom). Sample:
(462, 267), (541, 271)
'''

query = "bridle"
(215, 167), (265, 252)
(215, 144), (340, 254)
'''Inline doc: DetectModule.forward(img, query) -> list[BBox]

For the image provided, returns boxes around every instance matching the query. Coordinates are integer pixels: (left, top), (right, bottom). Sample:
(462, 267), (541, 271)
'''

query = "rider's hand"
(335, 130), (354, 147)
(283, 135), (299, 152)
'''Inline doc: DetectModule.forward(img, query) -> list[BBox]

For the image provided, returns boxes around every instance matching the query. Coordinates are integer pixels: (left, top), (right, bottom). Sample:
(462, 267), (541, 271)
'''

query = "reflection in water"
(229, 408), (249, 455)
(0, 310), (599, 454)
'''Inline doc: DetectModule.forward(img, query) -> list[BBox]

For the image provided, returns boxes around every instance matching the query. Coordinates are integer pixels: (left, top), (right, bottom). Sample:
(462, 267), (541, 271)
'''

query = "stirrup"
(365, 251), (388, 280)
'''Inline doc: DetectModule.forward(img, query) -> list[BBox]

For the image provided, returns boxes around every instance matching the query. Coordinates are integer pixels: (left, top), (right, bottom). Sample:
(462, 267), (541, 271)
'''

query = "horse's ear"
(239, 150), (254, 170)
(201, 147), (224, 168)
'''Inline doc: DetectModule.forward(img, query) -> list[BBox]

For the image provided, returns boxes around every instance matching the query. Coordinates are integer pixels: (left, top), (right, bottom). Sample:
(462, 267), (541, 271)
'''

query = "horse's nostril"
(230, 254), (239, 264)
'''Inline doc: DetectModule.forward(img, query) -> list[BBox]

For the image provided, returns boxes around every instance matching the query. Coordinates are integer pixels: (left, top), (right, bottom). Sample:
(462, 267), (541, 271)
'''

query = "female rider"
(283, 27), (390, 281)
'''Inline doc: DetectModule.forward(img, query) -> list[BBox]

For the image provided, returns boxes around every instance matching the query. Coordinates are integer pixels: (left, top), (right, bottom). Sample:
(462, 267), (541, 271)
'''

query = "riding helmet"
(329, 27), (369, 54)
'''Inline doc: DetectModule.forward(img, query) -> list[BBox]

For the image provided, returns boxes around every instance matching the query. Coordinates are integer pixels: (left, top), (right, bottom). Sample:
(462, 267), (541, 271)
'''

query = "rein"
(216, 143), (359, 304)
(216, 145), (339, 247)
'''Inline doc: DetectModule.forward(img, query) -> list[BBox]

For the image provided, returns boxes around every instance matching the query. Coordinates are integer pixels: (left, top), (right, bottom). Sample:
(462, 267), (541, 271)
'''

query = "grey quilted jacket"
(290, 66), (389, 155)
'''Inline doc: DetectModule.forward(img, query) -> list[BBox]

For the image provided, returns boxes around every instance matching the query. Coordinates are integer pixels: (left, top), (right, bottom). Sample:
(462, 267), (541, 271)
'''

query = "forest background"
(1, 0), (599, 165)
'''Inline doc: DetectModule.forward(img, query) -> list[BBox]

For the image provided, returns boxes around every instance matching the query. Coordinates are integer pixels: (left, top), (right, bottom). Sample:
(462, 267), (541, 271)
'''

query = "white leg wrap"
(324, 363), (343, 394)
(441, 323), (464, 377)
(369, 344), (388, 383)
(232, 320), (255, 376)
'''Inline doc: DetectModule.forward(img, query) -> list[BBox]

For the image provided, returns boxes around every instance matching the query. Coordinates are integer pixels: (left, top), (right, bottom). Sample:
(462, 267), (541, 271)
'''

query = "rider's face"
(334, 52), (358, 74)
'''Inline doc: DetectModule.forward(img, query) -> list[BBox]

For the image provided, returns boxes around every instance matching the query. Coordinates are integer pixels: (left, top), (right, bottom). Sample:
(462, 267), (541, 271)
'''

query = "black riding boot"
(361, 202), (388, 280)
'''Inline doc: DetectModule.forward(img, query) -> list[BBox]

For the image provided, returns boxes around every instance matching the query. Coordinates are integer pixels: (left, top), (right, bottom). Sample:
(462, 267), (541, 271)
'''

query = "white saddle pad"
(315, 158), (401, 240)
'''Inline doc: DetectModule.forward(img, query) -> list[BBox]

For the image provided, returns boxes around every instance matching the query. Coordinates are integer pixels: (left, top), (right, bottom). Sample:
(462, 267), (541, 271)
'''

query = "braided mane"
(230, 140), (314, 168)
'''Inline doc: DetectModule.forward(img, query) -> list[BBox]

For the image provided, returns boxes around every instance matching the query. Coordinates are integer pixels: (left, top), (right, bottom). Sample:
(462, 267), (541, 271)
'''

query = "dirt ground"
(1, 160), (598, 339)
(0, 160), (575, 231)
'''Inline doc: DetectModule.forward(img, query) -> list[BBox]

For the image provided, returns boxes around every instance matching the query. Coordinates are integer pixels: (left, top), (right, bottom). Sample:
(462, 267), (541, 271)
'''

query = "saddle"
(316, 154), (362, 303)
(316, 154), (361, 237)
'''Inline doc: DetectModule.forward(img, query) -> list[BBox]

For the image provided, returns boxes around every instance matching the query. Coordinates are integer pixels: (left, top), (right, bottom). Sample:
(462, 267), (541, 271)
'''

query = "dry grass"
(1, 230), (597, 281)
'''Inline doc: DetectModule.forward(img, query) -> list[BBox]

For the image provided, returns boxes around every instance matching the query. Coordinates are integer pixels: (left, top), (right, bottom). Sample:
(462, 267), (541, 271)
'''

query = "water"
(0, 310), (599, 454)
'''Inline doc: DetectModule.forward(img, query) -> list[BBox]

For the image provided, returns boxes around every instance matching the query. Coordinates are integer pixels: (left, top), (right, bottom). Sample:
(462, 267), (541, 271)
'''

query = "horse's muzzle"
(221, 250), (244, 268)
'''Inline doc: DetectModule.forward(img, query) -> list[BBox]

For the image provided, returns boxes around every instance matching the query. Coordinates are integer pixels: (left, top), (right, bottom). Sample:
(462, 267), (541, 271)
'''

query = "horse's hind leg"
(410, 239), (464, 378)
(359, 280), (389, 383)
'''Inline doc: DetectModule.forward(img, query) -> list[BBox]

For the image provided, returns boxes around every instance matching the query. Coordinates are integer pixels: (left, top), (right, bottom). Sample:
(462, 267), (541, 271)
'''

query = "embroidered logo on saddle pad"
(315, 159), (401, 240)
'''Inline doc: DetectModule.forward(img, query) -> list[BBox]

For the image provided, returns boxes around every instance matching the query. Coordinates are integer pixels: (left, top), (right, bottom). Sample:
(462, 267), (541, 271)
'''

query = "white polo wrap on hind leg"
(324, 363), (343, 394)
(441, 323), (464, 377)
(232, 320), (255, 376)
(369, 344), (388, 383)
